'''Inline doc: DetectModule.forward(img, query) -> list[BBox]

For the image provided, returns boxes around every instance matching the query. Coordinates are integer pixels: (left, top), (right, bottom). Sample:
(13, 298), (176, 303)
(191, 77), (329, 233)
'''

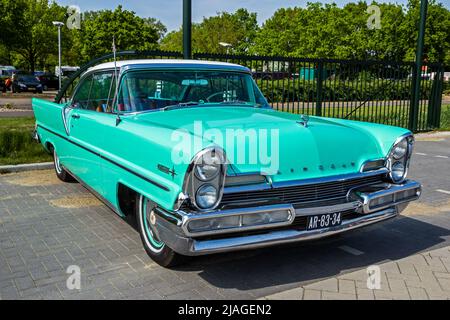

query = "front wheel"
(53, 148), (75, 182)
(136, 195), (185, 267)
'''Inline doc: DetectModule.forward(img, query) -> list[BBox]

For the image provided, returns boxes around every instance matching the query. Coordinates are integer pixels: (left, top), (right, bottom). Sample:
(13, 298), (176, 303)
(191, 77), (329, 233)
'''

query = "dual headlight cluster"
(185, 147), (227, 211)
(387, 135), (414, 183)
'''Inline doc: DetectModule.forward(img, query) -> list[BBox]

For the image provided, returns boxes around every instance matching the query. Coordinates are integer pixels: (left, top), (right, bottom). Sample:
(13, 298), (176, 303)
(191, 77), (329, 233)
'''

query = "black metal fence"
(56, 50), (445, 132)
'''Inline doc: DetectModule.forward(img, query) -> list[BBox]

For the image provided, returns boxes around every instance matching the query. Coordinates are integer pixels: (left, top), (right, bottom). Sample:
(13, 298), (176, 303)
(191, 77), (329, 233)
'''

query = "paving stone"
(304, 278), (338, 292)
(407, 287), (429, 300)
(322, 291), (356, 300)
(303, 289), (321, 300)
(338, 279), (356, 294)
(14, 276), (35, 291)
(356, 288), (375, 300)
(264, 287), (304, 300)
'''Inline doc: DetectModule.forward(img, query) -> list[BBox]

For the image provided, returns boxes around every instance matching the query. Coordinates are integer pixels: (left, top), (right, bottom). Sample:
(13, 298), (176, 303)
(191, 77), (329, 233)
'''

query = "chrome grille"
(221, 174), (384, 206)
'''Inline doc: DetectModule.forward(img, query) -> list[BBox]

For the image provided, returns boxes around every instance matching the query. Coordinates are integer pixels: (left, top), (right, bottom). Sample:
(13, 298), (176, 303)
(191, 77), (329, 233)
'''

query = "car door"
(64, 71), (115, 196)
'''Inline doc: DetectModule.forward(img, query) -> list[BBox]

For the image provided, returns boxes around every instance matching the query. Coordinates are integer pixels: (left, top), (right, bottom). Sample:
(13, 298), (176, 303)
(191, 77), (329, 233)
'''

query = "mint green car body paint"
(32, 64), (411, 217)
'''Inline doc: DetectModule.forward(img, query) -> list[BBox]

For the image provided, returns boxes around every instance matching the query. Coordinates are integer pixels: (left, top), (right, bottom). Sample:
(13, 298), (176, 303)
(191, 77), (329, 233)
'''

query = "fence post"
(433, 65), (444, 128)
(408, 66), (418, 131)
(316, 61), (324, 116)
(409, 0), (428, 132)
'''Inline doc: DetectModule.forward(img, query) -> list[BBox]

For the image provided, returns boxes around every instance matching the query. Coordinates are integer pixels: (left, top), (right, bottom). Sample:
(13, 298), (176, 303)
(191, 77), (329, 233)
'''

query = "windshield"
(116, 70), (269, 113)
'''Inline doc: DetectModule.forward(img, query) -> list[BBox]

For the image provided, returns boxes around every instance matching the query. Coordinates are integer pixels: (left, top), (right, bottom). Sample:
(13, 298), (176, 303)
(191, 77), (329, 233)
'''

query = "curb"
(0, 162), (54, 174)
(415, 131), (450, 139)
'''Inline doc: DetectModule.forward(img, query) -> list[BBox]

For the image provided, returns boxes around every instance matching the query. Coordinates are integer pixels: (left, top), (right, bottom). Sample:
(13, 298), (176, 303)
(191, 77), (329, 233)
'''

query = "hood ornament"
(297, 115), (309, 128)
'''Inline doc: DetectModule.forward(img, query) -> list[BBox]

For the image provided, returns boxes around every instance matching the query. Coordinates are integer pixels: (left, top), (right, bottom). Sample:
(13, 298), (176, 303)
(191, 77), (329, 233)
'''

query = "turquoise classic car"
(32, 60), (421, 267)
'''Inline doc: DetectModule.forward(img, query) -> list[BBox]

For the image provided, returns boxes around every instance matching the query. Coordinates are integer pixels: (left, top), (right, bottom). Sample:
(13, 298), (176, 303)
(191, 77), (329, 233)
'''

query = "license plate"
(307, 212), (342, 231)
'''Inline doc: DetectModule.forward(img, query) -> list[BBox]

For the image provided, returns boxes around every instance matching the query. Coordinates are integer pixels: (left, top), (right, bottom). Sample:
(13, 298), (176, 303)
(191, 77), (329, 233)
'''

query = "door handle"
(71, 114), (80, 119)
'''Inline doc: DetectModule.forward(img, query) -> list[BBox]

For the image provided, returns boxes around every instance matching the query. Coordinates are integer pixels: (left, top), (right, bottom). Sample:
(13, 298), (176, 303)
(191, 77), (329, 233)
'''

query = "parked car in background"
(0, 66), (16, 92)
(55, 66), (80, 80)
(33, 59), (421, 267)
(0, 66), (16, 76)
(12, 74), (43, 93)
(36, 73), (60, 90)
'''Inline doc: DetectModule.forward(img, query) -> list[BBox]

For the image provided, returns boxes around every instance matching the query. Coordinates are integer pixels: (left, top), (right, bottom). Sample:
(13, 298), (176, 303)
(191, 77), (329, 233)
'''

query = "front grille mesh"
(221, 174), (384, 206)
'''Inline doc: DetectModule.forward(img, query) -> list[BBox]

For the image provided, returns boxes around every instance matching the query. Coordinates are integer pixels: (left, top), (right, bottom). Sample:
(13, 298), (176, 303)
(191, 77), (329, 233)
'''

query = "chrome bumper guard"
(153, 180), (421, 256)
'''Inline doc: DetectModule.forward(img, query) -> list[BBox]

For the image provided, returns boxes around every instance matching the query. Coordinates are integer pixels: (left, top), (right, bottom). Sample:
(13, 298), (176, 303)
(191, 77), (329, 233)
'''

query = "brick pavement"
(262, 246), (450, 300)
(0, 135), (449, 300)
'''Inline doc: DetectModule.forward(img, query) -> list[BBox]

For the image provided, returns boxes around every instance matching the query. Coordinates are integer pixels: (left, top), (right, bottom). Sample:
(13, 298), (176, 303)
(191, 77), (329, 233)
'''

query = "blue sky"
(56, 0), (446, 31)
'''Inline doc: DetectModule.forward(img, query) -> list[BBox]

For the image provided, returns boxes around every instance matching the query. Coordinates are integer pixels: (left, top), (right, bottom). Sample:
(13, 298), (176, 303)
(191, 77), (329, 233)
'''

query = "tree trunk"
(29, 50), (35, 73)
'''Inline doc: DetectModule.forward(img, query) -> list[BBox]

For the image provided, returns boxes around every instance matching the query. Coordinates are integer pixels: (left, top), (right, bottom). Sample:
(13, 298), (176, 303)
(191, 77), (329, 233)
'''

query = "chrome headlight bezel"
(182, 147), (227, 212)
(387, 134), (414, 184)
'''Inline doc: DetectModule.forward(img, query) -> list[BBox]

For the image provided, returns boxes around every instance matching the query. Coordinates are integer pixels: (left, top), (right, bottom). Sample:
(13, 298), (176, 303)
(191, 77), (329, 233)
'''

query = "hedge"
(256, 79), (435, 103)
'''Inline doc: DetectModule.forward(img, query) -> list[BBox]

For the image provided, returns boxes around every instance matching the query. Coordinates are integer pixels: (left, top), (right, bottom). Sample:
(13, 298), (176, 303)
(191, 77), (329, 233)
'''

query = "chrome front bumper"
(153, 180), (421, 256)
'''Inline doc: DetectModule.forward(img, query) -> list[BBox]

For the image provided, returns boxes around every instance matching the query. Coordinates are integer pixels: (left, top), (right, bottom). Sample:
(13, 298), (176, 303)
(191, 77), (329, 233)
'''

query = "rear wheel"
(136, 195), (185, 267)
(53, 148), (74, 182)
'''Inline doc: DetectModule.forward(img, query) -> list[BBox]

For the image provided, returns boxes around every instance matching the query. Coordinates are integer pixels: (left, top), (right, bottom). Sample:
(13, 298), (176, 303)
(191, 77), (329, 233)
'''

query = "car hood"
(132, 106), (409, 182)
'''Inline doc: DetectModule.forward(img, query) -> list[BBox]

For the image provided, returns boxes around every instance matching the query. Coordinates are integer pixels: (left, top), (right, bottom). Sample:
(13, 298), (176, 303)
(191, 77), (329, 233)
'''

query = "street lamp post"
(219, 42), (233, 55)
(183, 0), (192, 59)
(52, 21), (64, 91)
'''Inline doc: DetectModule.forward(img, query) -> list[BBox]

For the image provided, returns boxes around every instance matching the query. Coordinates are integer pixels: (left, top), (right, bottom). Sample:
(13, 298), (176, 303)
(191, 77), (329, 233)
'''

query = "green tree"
(144, 17), (167, 41)
(0, 0), (68, 72)
(161, 8), (259, 54)
(74, 6), (160, 62)
(401, 0), (450, 65)
(252, 1), (449, 63)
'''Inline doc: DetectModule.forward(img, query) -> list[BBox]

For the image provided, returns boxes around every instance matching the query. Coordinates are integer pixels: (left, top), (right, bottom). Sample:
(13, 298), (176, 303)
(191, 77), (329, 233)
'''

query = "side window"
(89, 72), (115, 112)
(71, 75), (93, 109)
(116, 73), (181, 113)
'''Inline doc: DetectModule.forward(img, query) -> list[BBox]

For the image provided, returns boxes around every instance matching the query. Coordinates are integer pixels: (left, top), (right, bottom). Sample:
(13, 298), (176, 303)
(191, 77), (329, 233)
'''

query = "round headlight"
(392, 139), (408, 160)
(194, 151), (222, 181)
(195, 184), (218, 209)
(195, 163), (219, 181)
(391, 161), (405, 182)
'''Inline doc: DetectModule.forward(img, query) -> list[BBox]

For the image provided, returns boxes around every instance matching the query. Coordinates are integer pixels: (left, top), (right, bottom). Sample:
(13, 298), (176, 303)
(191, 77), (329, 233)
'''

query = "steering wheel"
(206, 91), (224, 102)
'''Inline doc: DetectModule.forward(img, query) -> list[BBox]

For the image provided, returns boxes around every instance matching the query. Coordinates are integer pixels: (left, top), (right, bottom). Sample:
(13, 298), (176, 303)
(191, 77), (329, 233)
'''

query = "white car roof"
(86, 59), (250, 75)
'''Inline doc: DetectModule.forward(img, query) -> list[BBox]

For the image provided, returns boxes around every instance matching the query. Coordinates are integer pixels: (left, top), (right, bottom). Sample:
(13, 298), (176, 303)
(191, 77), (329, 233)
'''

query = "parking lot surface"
(0, 134), (449, 300)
